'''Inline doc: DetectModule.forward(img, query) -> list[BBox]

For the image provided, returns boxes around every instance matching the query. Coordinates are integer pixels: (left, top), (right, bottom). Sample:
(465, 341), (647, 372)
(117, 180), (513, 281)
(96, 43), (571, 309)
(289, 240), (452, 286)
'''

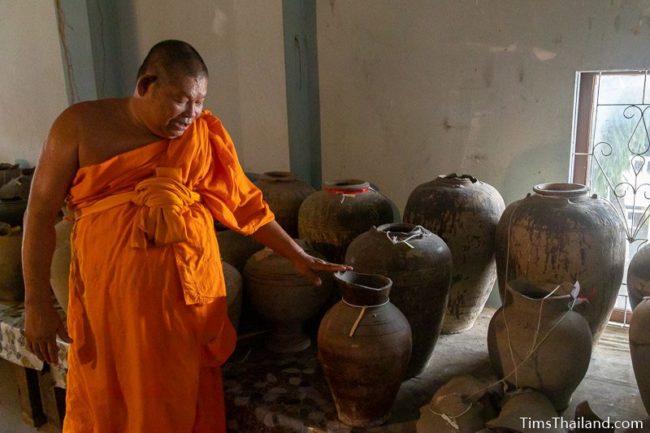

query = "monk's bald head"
(137, 40), (208, 83)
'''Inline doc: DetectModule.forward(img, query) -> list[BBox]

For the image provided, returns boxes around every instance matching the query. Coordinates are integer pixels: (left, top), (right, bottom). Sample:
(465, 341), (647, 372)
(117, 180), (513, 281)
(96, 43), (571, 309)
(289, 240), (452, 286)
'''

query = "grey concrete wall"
(317, 0), (650, 210)
(97, 0), (290, 173)
(0, 0), (69, 165)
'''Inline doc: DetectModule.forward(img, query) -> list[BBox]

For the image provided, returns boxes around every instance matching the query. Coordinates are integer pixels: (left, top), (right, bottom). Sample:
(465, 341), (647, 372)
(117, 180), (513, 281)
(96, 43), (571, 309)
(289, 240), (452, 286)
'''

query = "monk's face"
(142, 73), (208, 138)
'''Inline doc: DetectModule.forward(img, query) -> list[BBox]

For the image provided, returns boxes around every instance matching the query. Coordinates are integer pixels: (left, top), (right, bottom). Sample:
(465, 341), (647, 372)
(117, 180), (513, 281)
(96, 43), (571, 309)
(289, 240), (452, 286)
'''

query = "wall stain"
(482, 58), (494, 88)
(518, 64), (525, 83)
(329, 0), (336, 14)
(443, 118), (452, 131)
(588, 16), (593, 30)
(614, 14), (621, 32)
(552, 34), (563, 44)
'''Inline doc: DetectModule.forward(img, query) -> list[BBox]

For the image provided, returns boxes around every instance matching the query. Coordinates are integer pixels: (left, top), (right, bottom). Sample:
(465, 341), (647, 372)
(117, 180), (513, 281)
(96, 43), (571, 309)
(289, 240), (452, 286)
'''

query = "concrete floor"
(0, 309), (646, 432)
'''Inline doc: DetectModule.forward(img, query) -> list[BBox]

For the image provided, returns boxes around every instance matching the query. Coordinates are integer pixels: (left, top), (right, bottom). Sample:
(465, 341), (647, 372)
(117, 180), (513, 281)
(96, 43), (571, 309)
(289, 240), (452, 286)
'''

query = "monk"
(22, 39), (349, 433)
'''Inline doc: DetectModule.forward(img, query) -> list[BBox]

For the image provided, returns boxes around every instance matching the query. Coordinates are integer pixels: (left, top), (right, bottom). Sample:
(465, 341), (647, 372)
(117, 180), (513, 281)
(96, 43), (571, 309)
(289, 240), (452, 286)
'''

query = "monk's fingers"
(57, 324), (72, 343)
(45, 340), (59, 365)
(29, 341), (48, 363)
(309, 261), (352, 272)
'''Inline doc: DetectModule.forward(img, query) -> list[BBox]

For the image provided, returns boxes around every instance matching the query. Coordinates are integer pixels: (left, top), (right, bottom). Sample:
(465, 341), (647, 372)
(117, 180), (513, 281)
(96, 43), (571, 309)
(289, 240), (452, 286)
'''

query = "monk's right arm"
(23, 111), (79, 364)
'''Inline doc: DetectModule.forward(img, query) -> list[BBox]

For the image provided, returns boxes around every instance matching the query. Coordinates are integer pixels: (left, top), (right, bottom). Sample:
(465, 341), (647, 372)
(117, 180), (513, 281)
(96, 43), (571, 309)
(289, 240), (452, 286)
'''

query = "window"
(571, 71), (650, 325)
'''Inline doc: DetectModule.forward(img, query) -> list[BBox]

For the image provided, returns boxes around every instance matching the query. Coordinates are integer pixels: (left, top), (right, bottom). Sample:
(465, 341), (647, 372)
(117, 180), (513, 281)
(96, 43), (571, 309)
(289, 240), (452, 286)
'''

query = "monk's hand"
(291, 250), (352, 286)
(24, 301), (71, 365)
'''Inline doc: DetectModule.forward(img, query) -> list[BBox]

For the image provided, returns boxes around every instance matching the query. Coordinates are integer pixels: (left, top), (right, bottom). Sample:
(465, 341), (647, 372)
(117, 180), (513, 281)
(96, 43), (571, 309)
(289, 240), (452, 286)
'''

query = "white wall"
(0, 0), (69, 165)
(317, 0), (650, 210)
(106, 0), (290, 174)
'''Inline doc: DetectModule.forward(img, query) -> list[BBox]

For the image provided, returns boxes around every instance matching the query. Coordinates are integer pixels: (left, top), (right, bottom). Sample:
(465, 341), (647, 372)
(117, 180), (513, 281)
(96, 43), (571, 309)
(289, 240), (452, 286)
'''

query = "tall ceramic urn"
(345, 223), (451, 377)
(487, 279), (592, 411)
(318, 271), (411, 427)
(404, 173), (505, 334)
(627, 245), (650, 309)
(298, 179), (396, 262)
(254, 171), (315, 238)
(495, 183), (626, 342)
(630, 297), (650, 414)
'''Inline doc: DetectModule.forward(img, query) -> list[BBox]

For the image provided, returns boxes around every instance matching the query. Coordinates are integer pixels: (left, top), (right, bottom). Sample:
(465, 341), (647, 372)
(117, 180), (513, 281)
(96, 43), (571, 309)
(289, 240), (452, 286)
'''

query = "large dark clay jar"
(487, 280), (592, 411)
(345, 223), (451, 378)
(254, 171), (315, 237)
(318, 271), (411, 427)
(630, 297), (650, 414)
(495, 183), (626, 342)
(215, 222), (264, 272)
(404, 173), (505, 334)
(628, 245), (650, 309)
(298, 179), (396, 262)
(244, 242), (333, 352)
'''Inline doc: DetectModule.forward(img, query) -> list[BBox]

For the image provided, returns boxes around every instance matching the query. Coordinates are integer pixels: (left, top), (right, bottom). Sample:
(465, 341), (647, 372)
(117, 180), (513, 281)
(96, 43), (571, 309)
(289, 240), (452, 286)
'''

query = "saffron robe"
(63, 111), (274, 433)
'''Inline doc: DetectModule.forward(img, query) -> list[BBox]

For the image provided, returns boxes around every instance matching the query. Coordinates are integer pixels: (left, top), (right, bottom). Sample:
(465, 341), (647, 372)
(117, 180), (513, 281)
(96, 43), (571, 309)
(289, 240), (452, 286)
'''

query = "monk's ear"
(136, 75), (157, 96)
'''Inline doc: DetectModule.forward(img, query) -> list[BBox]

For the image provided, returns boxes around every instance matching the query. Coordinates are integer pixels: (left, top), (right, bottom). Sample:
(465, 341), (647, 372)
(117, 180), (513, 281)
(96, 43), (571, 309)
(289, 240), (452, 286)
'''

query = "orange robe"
(63, 111), (274, 433)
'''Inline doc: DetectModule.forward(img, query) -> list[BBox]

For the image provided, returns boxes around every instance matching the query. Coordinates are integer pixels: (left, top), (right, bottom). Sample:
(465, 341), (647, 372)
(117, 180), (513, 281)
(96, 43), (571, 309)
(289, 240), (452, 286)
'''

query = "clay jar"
(495, 183), (626, 342)
(244, 242), (333, 352)
(404, 173), (505, 334)
(487, 279), (592, 411)
(51, 219), (73, 311)
(345, 223), (451, 378)
(254, 171), (315, 238)
(298, 179), (396, 262)
(215, 222), (264, 272)
(628, 245), (650, 309)
(318, 270), (411, 427)
(630, 297), (650, 414)
(0, 223), (23, 301)
(222, 261), (243, 330)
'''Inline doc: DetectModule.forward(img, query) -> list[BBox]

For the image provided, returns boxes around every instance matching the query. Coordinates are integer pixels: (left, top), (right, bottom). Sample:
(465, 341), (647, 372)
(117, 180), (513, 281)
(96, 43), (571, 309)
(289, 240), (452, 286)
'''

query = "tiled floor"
(0, 317), (647, 432)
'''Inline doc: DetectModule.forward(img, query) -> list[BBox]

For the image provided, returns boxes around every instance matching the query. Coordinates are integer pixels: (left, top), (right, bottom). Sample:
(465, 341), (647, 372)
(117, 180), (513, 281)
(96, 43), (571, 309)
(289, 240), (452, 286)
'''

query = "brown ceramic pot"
(486, 390), (561, 433)
(345, 223), (451, 378)
(487, 279), (592, 411)
(0, 168), (33, 200)
(318, 270), (411, 427)
(244, 242), (333, 352)
(404, 173), (505, 334)
(628, 245), (650, 310)
(215, 222), (264, 272)
(630, 297), (650, 415)
(0, 223), (23, 301)
(222, 261), (243, 330)
(495, 183), (626, 342)
(0, 163), (20, 187)
(255, 171), (315, 237)
(298, 179), (396, 262)
(51, 219), (73, 311)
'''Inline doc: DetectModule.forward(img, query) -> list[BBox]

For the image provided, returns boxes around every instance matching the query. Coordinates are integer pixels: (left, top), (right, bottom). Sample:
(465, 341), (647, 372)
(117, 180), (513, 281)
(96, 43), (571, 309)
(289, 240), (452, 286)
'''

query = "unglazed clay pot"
(628, 245), (650, 310)
(495, 183), (626, 342)
(244, 242), (333, 352)
(318, 270), (411, 427)
(51, 219), (73, 311)
(255, 171), (315, 237)
(298, 179), (396, 262)
(486, 390), (561, 433)
(0, 163), (20, 187)
(416, 375), (491, 433)
(404, 173), (505, 334)
(0, 168), (33, 200)
(0, 199), (27, 227)
(345, 223), (451, 378)
(487, 279), (592, 411)
(0, 223), (23, 301)
(215, 222), (264, 272)
(630, 297), (650, 414)
(222, 261), (243, 330)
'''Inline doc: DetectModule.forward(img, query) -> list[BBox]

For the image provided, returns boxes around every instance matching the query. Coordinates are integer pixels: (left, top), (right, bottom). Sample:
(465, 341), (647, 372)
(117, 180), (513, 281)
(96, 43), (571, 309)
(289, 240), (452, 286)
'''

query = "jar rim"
(533, 183), (589, 197)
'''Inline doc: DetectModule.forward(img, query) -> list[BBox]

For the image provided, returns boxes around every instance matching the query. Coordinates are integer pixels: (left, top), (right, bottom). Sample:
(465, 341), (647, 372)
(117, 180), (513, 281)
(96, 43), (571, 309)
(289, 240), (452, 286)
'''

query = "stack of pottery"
(318, 270), (411, 427)
(628, 245), (650, 309)
(0, 223), (24, 301)
(404, 173), (505, 334)
(345, 223), (451, 377)
(495, 183), (626, 342)
(0, 167), (33, 226)
(630, 297), (650, 415)
(487, 279), (592, 411)
(244, 242), (333, 352)
(254, 171), (315, 237)
(298, 179), (396, 262)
